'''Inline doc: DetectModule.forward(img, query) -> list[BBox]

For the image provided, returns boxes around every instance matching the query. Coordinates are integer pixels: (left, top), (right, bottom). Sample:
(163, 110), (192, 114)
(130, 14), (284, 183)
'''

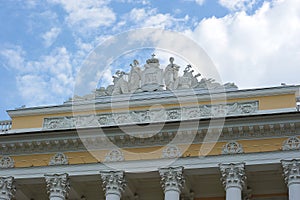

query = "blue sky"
(1, 0), (300, 120)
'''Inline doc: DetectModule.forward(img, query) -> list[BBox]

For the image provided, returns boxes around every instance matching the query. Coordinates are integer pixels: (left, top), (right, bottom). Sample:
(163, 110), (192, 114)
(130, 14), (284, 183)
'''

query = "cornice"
(0, 113), (299, 155)
(7, 85), (299, 117)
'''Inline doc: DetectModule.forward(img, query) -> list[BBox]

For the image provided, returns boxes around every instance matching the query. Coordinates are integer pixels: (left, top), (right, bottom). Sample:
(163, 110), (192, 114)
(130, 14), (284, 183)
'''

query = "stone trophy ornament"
(141, 54), (164, 92)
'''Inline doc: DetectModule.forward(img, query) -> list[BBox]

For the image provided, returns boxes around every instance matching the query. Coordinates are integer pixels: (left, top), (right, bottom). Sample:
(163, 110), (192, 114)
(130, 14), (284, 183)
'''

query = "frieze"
(43, 101), (259, 130)
(1, 122), (299, 155)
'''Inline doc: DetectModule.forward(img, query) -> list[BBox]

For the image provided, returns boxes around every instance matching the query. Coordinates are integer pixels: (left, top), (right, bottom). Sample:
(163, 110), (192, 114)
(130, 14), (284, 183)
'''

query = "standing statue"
(164, 57), (180, 90)
(128, 60), (142, 93)
(112, 70), (129, 95)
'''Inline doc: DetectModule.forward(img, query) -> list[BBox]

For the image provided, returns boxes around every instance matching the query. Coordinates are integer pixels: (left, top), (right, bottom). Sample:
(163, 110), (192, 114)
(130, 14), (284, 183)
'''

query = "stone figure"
(176, 64), (200, 89)
(112, 70), (129, 95)
(197, 78), (221, 89)
(95, 87), (108, 96)
(164, 57), (180, 90)
(128, 60), (142, 93)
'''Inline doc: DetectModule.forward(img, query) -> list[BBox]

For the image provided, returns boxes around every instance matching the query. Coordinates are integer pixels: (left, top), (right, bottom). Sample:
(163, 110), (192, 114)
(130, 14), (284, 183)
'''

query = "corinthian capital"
(0, 177), (15, 200)
(219, 163), (246, 190)
(100, 171), (126, 197)
(45, 173), (70, 200)
(159, 166), (185, 193)
(281, 159), (300, 186)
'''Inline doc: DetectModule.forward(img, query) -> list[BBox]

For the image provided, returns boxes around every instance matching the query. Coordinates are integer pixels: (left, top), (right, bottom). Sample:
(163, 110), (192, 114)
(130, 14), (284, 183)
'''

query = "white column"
(219, 163), (246, 200)
(282, 159), (300, 200)
(100, 171), (126, 200)
(159, 166), (184, 200)
(45, 173), (70, 200)
(0, 177), (15, 200)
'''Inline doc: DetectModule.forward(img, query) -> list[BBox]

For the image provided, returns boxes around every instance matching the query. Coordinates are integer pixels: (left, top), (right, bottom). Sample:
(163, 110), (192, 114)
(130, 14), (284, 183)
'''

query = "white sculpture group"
(83, 54), (238, 98)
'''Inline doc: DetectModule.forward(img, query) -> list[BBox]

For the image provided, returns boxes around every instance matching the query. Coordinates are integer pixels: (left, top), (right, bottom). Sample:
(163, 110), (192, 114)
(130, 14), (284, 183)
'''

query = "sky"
(0, 0), (300, 120)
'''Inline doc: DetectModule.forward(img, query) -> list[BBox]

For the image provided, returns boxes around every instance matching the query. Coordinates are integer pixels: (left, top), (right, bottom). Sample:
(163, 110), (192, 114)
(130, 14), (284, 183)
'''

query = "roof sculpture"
(71, 55), (237, 101)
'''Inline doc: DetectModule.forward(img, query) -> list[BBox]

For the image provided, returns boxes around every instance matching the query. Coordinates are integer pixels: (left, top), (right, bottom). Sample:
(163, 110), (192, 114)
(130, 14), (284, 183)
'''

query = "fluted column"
(282, 159), (300, 200)
(0, 177), (15, 200)
(100, 171), (126, 200)
(159, 166), (184, 200)
(45, 173), (70, 200)
(219, 163), (246, 200)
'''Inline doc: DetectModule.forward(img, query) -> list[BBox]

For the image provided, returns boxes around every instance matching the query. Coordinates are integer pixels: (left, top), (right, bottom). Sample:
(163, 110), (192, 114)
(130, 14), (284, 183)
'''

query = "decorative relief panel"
(104, 149), (124, 162)
(49, 153), (68, 166)
(282, 136), (300, 151)
(222, 141), (244, 155)
(43, 101), (258, 129)
(162, 145), (181, 158)
(0, 156), (14, 168)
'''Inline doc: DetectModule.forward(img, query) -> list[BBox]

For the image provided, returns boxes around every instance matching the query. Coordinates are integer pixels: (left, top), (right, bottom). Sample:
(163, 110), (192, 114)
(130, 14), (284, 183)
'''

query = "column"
(45, 173), (70, 200)
(100, 171), (126, 200)
(281, 159), (300, 200)
(159, 166), (184, 200)
(0, 177), (15, 200)
(219, 163), (246, 200)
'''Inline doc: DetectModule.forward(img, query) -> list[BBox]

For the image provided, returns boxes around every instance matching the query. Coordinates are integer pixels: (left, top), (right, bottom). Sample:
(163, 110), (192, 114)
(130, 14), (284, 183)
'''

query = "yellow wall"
(11, 93), (296, 129)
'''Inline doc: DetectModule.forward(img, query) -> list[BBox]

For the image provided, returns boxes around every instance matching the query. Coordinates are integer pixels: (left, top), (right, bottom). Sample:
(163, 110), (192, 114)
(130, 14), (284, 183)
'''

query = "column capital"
(0, 176), (15, 200)
(219, 163), (246, 190)
(45, 173), (70, 200)
(159, 166), (185, 193)
(100, 171), (126, 197)
(281, 159), (300, 186)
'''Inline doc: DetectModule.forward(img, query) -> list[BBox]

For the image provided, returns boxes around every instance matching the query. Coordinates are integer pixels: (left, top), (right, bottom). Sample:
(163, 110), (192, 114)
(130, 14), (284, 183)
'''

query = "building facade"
(0, 56), (300, 200)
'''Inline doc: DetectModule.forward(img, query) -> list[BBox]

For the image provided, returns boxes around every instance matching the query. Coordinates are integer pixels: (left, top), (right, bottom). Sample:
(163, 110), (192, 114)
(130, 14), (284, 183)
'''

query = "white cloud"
(219, 0), (256, 11)
(127, 8), (189, 29)
(0, 46), (25, 71)
(185, 0), (300, 88)
(195, 0), (205, 6)
(1, 46), (75, 106)
(48, 0), (116, 31)
(41, 27), (61, 47)
(182, 0), (205, 6)
(114, 0), (150, 5)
